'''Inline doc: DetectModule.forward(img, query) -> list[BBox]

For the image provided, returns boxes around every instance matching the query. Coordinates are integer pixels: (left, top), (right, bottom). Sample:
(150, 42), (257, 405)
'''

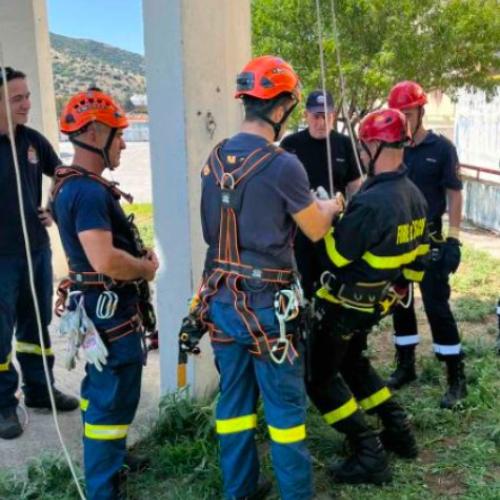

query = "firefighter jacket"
(317, 166), (429, 294)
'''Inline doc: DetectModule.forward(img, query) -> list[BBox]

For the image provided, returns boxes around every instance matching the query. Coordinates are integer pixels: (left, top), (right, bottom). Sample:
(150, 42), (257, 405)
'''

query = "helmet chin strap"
(69, 127), (117, 170)
(361, 142), (384, 177)
(258, 101), (298, 141)
(410, 106), (424, 139)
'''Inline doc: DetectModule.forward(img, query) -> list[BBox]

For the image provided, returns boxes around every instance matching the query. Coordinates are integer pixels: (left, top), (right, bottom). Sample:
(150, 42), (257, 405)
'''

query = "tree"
(252, 0), (500, 128)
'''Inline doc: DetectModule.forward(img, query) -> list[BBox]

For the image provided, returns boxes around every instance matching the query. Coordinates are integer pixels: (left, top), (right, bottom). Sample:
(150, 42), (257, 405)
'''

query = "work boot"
(124, 452), (151, 473)
(25, 387), (79, 412)
(440, 358), (467, 409)
(387, 346), (417, 389)
(377, 400), (418, 458)
(238, 478), (273, 500)
(0, 407), (23, 439)
(329, 431), (392, 485)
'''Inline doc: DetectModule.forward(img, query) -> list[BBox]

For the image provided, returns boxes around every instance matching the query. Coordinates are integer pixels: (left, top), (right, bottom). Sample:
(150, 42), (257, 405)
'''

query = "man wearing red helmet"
(307, 108), (428, 485)
(0, 67), (78, 441)
(51, 88), (159, 499)
(388, 81), (466, 409)
(179, 55), (341, 499)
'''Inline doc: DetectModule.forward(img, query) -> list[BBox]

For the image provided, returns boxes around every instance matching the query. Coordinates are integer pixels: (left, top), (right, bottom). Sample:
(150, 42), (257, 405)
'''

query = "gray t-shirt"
(201, 132), (313, 307)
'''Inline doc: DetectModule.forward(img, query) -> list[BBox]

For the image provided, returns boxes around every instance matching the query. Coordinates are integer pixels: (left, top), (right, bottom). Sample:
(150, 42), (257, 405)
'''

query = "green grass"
(1, 215), (499, 499)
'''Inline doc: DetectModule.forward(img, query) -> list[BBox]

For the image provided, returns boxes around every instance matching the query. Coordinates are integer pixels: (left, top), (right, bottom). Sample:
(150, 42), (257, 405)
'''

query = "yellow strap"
(323, 228), (352, 268)
(16, 341), (54, 357)
(323, 397), (358, 425)
(0, 352), (12, 372)
(80, 398), (89, 411)
(359, 387), (392, 411)
(403, 268), (425, 282)
(216, 414), (257, 434)
(84, 423), (129, 440)
(268, 424), (306, 444)
(362, 243), (429, 269)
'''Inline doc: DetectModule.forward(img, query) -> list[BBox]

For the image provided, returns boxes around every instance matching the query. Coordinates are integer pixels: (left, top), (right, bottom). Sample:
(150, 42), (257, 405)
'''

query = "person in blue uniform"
(281, 89), (363, 299)
(307, 109), (428, 485)
(52, 88), (159, 499)
(180, 56), (341, 500)
(387, 81), (466, 409)
(0, 67), (78, 441)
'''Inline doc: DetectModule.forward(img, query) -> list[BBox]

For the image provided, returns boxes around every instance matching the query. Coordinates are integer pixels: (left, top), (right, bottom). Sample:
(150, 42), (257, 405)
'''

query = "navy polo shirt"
(201, 132), (313, 306)
(0, 125), (60, 255)
(404, 131), (462, 228)
(52, 176), (141, 317)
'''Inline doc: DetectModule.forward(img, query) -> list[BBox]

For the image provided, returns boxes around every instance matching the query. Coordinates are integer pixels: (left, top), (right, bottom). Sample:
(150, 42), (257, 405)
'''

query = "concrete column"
(142, 0), (251, 397)
(0, 0), (66, 278)
(0, 0), (58, 146)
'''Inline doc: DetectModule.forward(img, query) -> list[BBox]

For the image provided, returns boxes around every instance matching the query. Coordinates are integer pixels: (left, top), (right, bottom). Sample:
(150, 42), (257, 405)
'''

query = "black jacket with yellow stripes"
(317, 166), (429, 288)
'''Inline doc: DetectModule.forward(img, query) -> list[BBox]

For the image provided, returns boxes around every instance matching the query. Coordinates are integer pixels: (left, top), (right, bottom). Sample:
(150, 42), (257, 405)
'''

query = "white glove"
(59, 294), (85, 371)
(80, 306), (109, 372)
(315, 185), (331, 200)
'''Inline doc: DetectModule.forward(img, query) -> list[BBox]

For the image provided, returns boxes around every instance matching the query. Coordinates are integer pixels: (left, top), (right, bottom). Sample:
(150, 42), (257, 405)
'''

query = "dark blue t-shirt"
(53, 176), (140, 320)
(201, 132), (313, 306)
(0, 126), (60, 255)
(404, 131), (462, 229)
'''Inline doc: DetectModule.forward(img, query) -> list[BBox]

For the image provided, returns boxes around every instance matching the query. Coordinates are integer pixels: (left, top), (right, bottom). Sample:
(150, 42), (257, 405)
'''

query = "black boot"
(25, 387), (79, 412)
(387, 346), (417, 389)
(377, 399), (418, 458)
(440, 357), (467, 409)
(329, 430), (392, 485)
(0, 406), (23, 439)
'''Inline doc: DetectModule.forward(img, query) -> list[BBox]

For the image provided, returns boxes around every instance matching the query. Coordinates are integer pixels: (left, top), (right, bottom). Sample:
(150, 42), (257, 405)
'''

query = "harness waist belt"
(102, 314), (142, 343)
(212, 260), (294, 284)
(322, 272), (391, 307)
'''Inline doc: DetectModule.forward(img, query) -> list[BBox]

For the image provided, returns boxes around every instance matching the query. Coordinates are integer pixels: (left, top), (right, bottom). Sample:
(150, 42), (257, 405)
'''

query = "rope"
(314, 0), (335, 196)
(328, 0), (365, 180)
(0, 45), (86, 500)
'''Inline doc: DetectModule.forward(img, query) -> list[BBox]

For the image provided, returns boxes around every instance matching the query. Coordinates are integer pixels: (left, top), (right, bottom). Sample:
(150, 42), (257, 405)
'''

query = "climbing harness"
(196, 141), (300, 364)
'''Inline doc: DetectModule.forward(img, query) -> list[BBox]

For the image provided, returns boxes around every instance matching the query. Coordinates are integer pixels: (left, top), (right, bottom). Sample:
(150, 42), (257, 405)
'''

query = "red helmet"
(388, 81), (427, 110)
(60, 88), (128, 135)
(235, 55), (301, 101)
(359, 109), (411, 145)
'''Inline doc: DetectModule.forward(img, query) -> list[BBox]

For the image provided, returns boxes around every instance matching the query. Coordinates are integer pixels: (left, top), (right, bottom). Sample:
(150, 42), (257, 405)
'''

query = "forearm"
(447, 189), (462, 238)
(99, 247), (147, 281)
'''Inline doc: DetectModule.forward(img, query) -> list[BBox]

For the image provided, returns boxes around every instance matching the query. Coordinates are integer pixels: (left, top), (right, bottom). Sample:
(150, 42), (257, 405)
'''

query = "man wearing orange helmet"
(388, 81), (466, 409)
(0, 67), (78, 441)
(52, 88), (159, 499)
(179, 55), (341, 499)
(307, 109), (428, 485)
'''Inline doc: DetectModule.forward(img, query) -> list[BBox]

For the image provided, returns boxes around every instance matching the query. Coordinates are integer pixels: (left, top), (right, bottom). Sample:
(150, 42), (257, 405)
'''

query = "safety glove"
(178, 315), (205, 355)
(441, 237), (461, 274)
(80, 307), (109, 372)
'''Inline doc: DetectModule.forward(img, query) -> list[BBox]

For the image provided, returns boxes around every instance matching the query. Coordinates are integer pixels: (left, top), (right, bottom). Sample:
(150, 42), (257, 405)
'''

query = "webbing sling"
(198, 141), (295, 357)
(51, 165), (133, 204)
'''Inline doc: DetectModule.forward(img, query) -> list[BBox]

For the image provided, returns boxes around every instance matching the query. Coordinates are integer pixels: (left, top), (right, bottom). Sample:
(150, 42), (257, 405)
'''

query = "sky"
(47, 0), (144, 54)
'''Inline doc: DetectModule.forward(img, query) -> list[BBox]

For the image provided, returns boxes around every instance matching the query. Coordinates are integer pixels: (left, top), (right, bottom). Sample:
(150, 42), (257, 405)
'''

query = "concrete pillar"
(0, 0), (66, 278)
(0, 0), (58, 146)
(142, 0), (251, 397)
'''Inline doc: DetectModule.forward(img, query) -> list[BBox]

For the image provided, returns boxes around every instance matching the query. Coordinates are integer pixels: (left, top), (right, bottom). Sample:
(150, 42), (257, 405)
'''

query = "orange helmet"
(388, 81), (428, 110)
(60, 88), (128, 135)
(235, 55), (301, 101)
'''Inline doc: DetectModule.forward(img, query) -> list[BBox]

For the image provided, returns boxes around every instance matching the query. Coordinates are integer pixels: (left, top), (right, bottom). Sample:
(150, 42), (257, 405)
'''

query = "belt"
(102, 314), (142, 343)
(69, 270), (115, 288)
(211, 260), (294, 284)
(320, 272), (391, 309)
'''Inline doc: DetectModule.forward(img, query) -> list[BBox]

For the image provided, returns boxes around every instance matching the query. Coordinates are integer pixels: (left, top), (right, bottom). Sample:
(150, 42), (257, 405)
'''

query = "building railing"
(460, 164), (500, 184)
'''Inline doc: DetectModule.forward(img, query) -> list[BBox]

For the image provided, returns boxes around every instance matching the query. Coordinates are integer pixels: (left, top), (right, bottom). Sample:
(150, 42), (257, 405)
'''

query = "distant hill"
(50, 33), (146, 111)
